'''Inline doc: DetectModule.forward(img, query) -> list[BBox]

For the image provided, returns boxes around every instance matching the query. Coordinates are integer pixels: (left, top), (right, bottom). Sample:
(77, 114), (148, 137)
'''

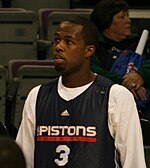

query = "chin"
(55, 66), (65, 72)
(126, 30), (132, 37)
(122, 33), (131, 40)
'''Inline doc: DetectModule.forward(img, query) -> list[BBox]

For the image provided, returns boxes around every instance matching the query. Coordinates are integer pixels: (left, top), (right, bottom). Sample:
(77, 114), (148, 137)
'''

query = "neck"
(103, 31), (125, 42)
(62, 71), (96, 88)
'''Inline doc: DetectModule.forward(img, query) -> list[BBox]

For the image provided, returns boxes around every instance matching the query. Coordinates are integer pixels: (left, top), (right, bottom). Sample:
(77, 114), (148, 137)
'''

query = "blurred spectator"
(90, 0), (150, 120)
(0, 137), (26, 168)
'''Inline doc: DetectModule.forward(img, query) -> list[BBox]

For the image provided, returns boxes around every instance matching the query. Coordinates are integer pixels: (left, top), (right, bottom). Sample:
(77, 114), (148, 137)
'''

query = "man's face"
(108, 10), (132, 40)
(52, 21), (87, 74)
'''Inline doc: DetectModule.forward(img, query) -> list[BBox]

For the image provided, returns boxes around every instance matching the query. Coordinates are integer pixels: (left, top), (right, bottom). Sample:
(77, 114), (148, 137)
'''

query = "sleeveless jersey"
(34, 75), (121, 168)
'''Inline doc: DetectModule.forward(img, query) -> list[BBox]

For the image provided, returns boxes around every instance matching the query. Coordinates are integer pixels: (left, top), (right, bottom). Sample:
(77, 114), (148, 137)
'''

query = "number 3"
(54, 145), (70, 166)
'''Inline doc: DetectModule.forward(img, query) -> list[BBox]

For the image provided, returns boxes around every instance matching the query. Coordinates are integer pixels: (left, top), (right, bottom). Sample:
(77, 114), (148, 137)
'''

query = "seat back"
(129, 9), (150, 34)
(0, 10), (38, 66)
(6, 59), (60, 136)
(0, 122), (9, 137)
(38, 8), (92, 40)
(8, 59), (57, 79)
(144, 146), (150, 168)
(0, 66), (7, 124)
(11, 0), (70, 14)
(47, 10), (91, 42)
(140, 119), (150, 146)
(39, 8), (73, 40)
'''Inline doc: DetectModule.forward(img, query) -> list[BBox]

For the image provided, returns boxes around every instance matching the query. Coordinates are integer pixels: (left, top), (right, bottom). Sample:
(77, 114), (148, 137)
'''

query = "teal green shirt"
(90, 33), (150, 86)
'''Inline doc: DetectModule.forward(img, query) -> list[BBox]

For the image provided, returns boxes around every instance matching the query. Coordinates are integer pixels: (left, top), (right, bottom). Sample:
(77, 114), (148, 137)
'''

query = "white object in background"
(135, 29), (149, 55)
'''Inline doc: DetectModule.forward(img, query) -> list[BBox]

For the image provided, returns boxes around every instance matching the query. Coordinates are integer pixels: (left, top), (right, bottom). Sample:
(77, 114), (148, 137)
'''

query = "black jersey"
(34, 75), (120, 168)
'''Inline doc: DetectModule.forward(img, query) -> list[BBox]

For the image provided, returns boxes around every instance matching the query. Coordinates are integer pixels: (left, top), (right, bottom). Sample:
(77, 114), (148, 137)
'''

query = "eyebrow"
(54, 32), (75, 40)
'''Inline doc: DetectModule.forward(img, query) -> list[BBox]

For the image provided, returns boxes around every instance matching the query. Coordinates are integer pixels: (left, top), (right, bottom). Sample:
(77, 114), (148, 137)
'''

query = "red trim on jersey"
(37, 136), (96, 142)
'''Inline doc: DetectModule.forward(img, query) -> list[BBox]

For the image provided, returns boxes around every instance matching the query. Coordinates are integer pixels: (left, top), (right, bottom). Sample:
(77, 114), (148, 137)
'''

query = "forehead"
(55, 21), (83, 38)
(114, 10), (127, 17)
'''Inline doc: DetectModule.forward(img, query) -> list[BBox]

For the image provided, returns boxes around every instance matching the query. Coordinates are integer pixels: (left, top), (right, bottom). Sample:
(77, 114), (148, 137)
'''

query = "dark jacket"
(90, 32), (150, 86)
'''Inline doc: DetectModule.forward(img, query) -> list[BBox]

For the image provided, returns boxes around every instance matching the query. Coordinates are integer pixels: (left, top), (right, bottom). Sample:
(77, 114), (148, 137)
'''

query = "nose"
(54, 41), (64, 52)
(126, 15), (131, 23)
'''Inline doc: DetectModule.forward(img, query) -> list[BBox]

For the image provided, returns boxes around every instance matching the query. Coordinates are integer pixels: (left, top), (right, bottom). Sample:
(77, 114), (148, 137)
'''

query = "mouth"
(54, 54), (65, 65)
(126, 25), (131, 29)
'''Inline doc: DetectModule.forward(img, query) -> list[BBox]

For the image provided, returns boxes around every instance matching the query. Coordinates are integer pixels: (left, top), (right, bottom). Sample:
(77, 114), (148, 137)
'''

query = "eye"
(54, 37), (60, 44)
(66, 39), (74, 45)
(119, 14), (125, 19)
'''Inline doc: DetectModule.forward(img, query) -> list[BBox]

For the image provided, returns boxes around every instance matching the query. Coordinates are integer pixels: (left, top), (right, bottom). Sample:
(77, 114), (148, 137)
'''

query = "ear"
(84, 45), (95, 58)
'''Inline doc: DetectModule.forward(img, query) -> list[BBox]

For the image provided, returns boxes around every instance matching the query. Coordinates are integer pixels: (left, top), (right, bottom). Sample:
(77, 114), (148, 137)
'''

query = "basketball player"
(16, 17), (146, 168)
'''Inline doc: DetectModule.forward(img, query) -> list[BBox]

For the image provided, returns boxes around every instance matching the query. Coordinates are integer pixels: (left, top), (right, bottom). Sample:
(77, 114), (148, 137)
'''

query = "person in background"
(90, 0), (150, 120)
(0, 137), (26, 168)
(16, 16), (146, 168)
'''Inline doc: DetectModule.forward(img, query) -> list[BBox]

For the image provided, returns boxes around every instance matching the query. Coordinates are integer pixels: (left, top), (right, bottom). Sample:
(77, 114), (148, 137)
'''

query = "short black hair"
(60, 16), (99, 49)
(0, 138), (26, 168)
(91, 0), (129, 32)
